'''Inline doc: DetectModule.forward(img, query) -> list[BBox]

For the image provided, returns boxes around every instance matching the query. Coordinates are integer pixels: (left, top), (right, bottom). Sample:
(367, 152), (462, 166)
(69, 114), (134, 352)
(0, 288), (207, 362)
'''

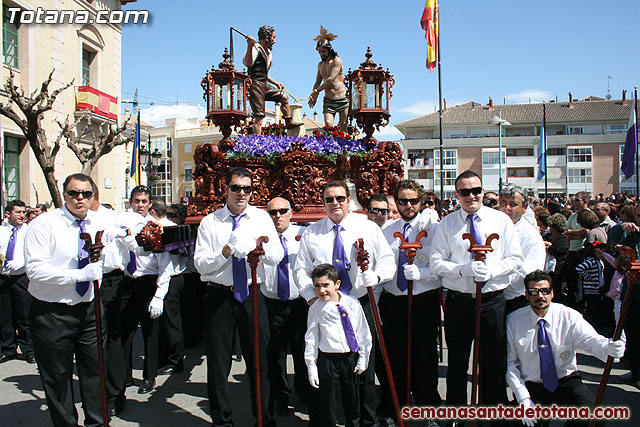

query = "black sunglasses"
(229, 184), (253, 193)
(457, 187), (483, 197)
(368, 207), (389, 215)
(66, 190), (94, 199)
(324, 196), (347, 204)
(425, 200), (435, 206)
(526, 287), (552, 296)
(397, 198), (420, 206)
(268, 208), (290, 216)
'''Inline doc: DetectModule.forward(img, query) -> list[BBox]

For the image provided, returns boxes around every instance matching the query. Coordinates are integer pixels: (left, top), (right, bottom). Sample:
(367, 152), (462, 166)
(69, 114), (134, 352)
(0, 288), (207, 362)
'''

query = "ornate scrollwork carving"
(136, 222), (163, 252)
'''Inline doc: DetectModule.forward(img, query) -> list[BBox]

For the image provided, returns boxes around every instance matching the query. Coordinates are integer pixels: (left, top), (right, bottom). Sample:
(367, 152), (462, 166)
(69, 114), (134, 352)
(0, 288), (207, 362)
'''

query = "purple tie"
(396, 222), (411, 292)
(277, 234), (290, 301)
(467, 214), (483, 249)
(76, 219), (90, 296)
(4, 227), (18, 265)
(127, 251), (137, 275)
(337, 303), (359, 352)
(231, 215), (249, 302)
(332, 225), (352, 294)
(537, 318), (559, 392)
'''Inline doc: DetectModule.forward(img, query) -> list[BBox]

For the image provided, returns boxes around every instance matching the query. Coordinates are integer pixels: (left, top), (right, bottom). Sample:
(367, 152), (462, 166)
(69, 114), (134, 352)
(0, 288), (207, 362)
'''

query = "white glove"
(607, 339), (625, 358)
(472, 262), (492, 282)
(520, 398), (536, 427)
(76, 261), (103, 282)
(101, 226), (128, 244)
(148, 296), (164, 319)
(227, 231), (255, 259)
(361, 270), (379, 287)
(354, 357), (367, 374)
(308, 372), (319, 388)
(4, 260), (21, 271)
(403, 264), (422, 281)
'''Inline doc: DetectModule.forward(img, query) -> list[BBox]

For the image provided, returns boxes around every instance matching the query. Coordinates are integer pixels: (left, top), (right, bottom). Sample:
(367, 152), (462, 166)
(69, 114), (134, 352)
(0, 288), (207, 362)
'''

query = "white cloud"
(504, 89), (553, 104)
(373, 125), (403, 141)
(397, 100), (438, 116)
(139, 103), (207, 128)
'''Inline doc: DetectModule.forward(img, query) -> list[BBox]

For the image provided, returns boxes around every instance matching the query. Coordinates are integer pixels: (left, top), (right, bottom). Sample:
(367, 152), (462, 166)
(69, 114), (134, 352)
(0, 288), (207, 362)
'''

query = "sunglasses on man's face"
(229, 184), (253, 193)
(268, 208), (290, 216)
(66, 190), (94, 199)
(457, 187), (483, 197)
(526, 287), (552, 297)
(368, 207), (389, 215)
(397, 198), (420, 206)
(324, 195), (347, 204)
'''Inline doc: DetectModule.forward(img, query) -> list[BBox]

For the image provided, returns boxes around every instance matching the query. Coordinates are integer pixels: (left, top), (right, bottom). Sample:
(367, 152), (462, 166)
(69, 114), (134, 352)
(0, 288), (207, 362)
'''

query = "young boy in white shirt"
(304, 263), (372, 427)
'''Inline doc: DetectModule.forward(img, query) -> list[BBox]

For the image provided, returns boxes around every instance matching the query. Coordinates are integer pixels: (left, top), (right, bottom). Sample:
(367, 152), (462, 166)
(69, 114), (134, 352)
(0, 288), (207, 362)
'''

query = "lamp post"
(139, 135), (162, 187)
(488, 111), (511, 193)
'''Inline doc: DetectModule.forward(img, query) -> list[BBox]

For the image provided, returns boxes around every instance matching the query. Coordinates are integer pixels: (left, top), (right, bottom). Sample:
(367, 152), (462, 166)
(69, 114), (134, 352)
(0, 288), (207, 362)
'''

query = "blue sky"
(121, 0), (640, 138)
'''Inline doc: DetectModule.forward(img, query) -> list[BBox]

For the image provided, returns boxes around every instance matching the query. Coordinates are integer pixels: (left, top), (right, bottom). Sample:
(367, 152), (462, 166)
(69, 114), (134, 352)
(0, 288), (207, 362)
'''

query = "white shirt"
(158, 216), (187, 276)
(262, 224), (306, 300)
(304, 291), (372, 379)
(567, 211), (586, 252)
(382, 211), (441, 295)
(194, 204), (284, 285)
(294, 212), (396, 301)
(0, 221), (27, 275)
(25, 206), (105, 305)
(430, 206), (523, 293)
(94, 206), (147, 273)
(504, 218), (546, 300)
(506, 302), (612, 403)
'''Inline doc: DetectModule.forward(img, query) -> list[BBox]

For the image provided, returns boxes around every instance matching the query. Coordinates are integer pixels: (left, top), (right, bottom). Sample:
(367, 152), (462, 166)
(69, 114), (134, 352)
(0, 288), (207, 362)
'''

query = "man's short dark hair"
(225, 167), (253, 185)
(524, 270), (552, 289)
(5, 199), (26, 213)
(321, 180), (349, 198)
(577, 209), (600, 230)
(62, 173), (92, 193)
(130, 185), (150, 201)
(87, 176), (99, 201)
(394, 179), (423, 201)
(367, 193), (388, 208)
(258, 25), (274, 41)
(311, 263), (339, 283)
(150, 196), (167, 218)
(35, 204), (47, 212)
(454, 170), (482, 190)
(500, 183), (528, 208)
(168, 203), (187, 225)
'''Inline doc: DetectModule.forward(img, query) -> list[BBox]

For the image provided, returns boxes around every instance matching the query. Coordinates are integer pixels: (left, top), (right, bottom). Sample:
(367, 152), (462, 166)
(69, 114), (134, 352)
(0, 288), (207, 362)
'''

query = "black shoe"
(137, 379), (155, 394)
(108, 396), (125, 416)
(125, 377), (135, 387)
(275, 399), (289, 416)
(0, 353), (17, 363)
(25, 354), (36, 364)
(158, 358), (184, 375)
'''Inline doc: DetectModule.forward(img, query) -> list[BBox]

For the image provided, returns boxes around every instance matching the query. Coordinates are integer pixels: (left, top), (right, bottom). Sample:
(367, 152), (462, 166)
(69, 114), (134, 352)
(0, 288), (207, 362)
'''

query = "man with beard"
(243, 25), (301, 135)
(380, 179), (441, 427)
(308, 28), (348, 131)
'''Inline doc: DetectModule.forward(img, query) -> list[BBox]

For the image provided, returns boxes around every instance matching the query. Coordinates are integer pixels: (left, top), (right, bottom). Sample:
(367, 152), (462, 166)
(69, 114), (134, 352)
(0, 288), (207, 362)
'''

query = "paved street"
(0, 330), (638, 426)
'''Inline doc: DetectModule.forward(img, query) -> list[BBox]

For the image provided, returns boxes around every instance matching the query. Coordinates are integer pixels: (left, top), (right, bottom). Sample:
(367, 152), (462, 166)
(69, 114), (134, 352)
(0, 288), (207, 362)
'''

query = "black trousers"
(0, 273), (33, 357)
(265, 296), (309, 407)
(30, 298), (106, 427)
(100, 269), (126, 403)
(204, 284), (274, 427)
(159, 273), (185, 368)
(181, 272), (206, 348)
(379, 289), (442, 408)
(356, 294), (378, 427)
(526, 373), (604, 427)
(505, 295), (528, 316)
(317, 351), (360, 427)
(444, 289), (508, 407)
(566, 251), (582, 309)
(120, 275), (159, 385)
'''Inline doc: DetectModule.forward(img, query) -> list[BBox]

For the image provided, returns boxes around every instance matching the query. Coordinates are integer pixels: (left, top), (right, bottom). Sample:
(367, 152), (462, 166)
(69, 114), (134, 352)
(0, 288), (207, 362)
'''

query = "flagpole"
(436, 12), (444, 206)
(137, 111), (142, 185)
(635, 87), (638, 198)
(543, 102), (548, 202)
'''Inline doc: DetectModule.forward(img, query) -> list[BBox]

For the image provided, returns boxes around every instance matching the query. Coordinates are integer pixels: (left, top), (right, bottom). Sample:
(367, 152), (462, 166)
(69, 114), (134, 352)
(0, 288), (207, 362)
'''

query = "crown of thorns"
(314, 26), (338, 42)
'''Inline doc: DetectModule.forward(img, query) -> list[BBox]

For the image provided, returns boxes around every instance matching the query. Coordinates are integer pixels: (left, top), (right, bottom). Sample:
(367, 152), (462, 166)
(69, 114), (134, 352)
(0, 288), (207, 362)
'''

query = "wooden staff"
(354, 239), (404, 427)
(247, 236), (269, 427)
(80, 231), (108, 426)
(589, 245), (640, 427)
(462, 232), (498, 427)
(393, 230), (428, 408)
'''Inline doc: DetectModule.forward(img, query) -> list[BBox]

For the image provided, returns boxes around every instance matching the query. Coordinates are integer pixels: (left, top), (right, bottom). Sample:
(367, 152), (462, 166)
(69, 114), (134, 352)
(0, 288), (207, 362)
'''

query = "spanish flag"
(130, 111), (140, 185)
(420, 0), (439, 72)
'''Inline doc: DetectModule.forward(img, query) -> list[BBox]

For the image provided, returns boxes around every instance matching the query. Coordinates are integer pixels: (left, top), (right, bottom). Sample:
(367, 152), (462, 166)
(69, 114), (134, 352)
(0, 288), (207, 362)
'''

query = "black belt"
(448, 288), (503, 299)
(208, 282), (233, 292)
(0, 272), (26, 279)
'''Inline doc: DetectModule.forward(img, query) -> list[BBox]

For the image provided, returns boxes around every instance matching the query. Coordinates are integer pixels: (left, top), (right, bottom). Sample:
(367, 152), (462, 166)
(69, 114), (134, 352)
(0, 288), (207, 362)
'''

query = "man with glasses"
(24, 173), (107, 426)
(262, 197), (308, 415)
(431, 170), (523, 427)
(366, 193), (390, 228)
(506, 270), (624, 427)
(380, 179), (441, 427)
(295, 180), (395, 427)
(195, 167), (283, 427)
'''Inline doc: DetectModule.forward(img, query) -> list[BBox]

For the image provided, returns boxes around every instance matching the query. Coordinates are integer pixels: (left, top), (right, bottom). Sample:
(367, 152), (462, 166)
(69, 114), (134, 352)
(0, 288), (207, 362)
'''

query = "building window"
(567, 168), (592, 184)
(619, 145), (637, 188)
(607, 124), (627, 134)
(507, 167), (534, 178)
(547, 147), (566, 156)
(184, 167), (192, 182)
(470, 127), (498, 138)
(567, 147), (592, 163)
(3, 6), (19, 68)
(82, 49), (93, 86)
(506, 148), (533, 157)
(157, 160), (172, 181)
(482, 150), (506, 165)
(434, 169), (457, 187)
(434, 149), (457, 167)
(151, 182), (172, 204)
(4, 136), (20, 199)
(568, 126), (583, 135)
(184, 143), (192, 153)
(184, 190), (192, 198)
